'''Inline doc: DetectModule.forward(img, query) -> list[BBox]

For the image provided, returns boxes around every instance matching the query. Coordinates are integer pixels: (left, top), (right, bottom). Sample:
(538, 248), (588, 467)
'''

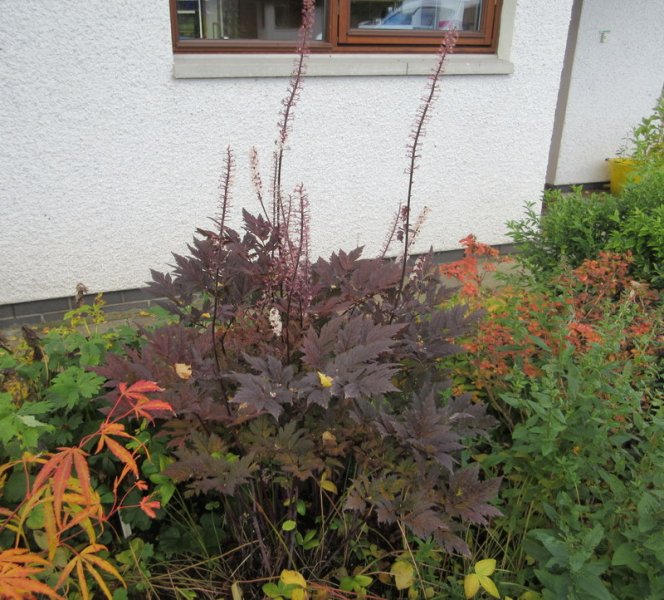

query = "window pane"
(175, 0), (326, 41)
(351, 0), (483, 32)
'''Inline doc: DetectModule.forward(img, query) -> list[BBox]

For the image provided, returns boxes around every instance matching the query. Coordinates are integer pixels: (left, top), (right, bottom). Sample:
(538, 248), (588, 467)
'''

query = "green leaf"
(16, 414), (49, 429)
(637, 492), (659, 533)
(26, 503), (45, 529)
(47, 366), (104, 411)
(0, 352), (17, 369)
(611, 543), (644, 573)
(281, 520), (297, 532)
(262, 583), (281, 598)
(112, 589), (129, 600)
(353, 575), (372, 588)
(573, 572), (613, 600)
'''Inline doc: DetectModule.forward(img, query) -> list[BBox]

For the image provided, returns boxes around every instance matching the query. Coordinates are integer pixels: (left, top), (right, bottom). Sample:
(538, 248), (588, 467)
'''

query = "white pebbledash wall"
(0, 0), (574, 305)
(550, 0), (664, 185)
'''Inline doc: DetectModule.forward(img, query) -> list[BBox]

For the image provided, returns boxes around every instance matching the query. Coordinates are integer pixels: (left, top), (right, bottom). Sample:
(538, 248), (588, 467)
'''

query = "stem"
(396, 31), (457, 305)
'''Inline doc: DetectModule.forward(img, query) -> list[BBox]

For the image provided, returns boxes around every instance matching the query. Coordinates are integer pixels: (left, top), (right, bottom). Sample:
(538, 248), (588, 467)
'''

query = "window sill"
(172, 52), (514, 79)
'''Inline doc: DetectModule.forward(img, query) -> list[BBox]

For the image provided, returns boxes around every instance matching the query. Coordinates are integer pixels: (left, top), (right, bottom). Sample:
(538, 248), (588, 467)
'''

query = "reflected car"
(358, 0), (479, 31)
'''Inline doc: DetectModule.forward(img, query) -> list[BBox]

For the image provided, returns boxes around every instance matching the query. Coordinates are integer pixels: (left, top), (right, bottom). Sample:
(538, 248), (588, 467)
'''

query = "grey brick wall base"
(0, 243), (518, 330)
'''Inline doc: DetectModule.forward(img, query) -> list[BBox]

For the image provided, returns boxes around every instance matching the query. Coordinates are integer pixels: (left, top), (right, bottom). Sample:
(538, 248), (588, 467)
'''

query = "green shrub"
(608, 204), (664, 287)
(508, 167), (664, 287)
(621, 94), (664, 168)
(507, 190), (621, 275)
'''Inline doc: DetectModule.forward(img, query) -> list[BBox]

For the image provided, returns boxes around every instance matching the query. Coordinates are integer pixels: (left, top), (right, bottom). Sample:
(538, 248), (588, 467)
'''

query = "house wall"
(549, 0), (664, 185)
(0, 0), (573, 305)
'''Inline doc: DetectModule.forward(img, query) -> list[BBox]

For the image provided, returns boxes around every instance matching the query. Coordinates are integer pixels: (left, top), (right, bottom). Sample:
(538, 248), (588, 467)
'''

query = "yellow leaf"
(390, 561), (415, 590)
(479, 575), (500, 599)
(474, 558), (496, 577)
(464, 574), (480, 599)
(174, 363), (192, 380)
(76, 559), (90, 600)
(231, 581), (243, 600)
(82, 552), (124, 585)
(321, 431), (336, 444)
(84, 562), (115, 600)
(317, 372), (333, 388)
(281, 569), (307, 589)
(320, 479), (338, 494)
(292, 588), (306, 600)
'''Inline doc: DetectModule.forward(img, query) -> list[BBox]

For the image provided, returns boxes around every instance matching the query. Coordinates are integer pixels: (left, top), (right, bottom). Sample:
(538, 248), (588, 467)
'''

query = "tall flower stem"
(397, 30), (458, 300)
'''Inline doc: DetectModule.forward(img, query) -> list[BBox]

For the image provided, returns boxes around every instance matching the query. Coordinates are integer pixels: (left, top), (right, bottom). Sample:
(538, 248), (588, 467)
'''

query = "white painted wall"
(551, 0), (664, 185)
(0, 0), (573, 305)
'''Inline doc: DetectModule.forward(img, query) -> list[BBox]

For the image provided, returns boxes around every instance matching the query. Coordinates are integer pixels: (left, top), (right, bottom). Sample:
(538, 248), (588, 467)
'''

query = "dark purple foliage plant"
(98, 2), (499, 595)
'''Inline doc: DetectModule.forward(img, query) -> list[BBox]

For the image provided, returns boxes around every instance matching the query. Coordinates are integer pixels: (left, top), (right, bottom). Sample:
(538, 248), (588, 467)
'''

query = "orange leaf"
(0, 549), (63, 600)
(98, 422), (133, 439)
(123, 380), (164, 394)
(72, 448), (93, 508)
(0, 577), (63, 600)
(32, 447), (90, 530)
(0, 548), (49, 567)
(42, 490), (59, 562)
(81, 549), (124, 584)
(55, 553), (78, 592)
(60, 506), (102, 539)
(101, 436), (139, 478)
(133, 399), (174, 422)
(139, 496), (161, 519)
(32, 450), (68, 494)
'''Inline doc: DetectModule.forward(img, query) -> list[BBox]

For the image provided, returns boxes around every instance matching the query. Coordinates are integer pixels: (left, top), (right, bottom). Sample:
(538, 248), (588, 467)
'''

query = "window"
(170, 0), (502, 54)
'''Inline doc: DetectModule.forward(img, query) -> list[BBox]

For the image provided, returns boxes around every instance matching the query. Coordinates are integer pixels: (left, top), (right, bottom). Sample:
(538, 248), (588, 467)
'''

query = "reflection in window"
(351, 0), (482, 32)
(175, 0), (326, 41)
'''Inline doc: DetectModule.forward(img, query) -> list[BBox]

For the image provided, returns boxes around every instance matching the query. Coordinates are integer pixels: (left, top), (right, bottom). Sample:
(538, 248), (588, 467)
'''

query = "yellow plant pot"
(607, 157), (638, 196)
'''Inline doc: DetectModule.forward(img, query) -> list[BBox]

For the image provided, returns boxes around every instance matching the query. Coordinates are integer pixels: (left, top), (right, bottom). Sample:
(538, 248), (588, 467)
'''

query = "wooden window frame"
(170, 0), (502, 55)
